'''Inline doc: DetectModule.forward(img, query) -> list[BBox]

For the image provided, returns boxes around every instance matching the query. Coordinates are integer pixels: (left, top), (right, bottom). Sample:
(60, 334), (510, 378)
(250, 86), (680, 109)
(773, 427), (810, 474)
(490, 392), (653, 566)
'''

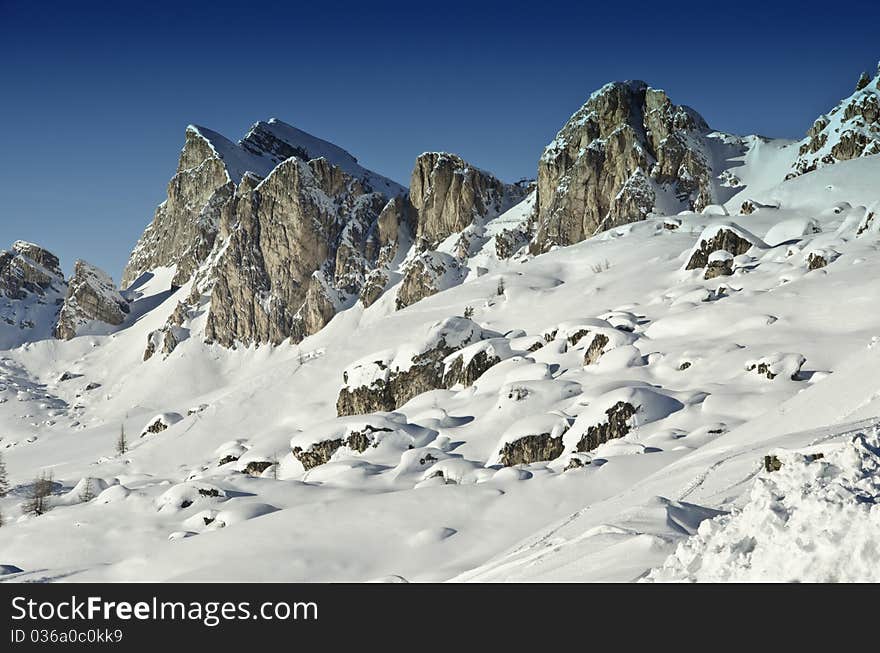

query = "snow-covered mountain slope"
(1, 147), (880, 582)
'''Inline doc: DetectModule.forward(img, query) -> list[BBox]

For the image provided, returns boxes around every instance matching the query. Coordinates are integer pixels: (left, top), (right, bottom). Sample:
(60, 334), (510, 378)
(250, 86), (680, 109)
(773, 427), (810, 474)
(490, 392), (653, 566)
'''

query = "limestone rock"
(493, 414), (570, 466)
(499, 434), (565, 467)
(532, 81), (728, 252)
(704, 250), (734, 279)
(54, 260), (129, 340)
(574, 401), (638, 452)
(0, 241), (64, 301)
(337, 317), (494, 416)
(396, 251), (463, 310)
(790, 69), (880, 178)
(409, 152), (527, 249)
(123, 120), (404, 290)
(685, 223), (765, 270)
(0, 241), (67, 344)
(203, 156), (392, 348)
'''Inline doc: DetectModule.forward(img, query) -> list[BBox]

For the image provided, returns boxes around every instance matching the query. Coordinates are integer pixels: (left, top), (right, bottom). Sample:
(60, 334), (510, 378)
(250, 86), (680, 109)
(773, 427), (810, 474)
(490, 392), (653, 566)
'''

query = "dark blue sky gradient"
(2, 0), (879, 280)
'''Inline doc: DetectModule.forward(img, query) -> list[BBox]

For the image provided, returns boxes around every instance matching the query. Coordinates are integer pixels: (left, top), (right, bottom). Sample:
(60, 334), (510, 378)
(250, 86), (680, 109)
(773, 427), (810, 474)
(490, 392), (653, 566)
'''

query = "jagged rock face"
(575, 401), (638, 452)
(123, 120), (405, 351)
(443, 350), (501, 387)
(0, 241), (64, 300)
(0, 242), (67, 342)
(54, 260), (129, 340)
(790, 68), (880, 178)
(358, 196), (415, 308)
(499, 434), (565, 467)
(532, 81), (718, 252)
(396, 251), (462, 310)
(203, 157), (389, 347)
(409, 152), (526, 248)
(122, 127), (232, 288)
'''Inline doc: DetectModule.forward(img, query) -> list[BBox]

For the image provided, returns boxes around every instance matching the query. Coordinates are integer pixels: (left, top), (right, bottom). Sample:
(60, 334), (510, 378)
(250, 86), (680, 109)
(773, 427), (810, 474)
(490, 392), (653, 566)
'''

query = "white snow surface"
(1, 155), (880, 582)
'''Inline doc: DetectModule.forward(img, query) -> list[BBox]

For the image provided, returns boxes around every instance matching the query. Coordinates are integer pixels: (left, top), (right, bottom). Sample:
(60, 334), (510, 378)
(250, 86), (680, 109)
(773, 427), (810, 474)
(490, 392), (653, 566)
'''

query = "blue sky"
(1, 0), (878, 281)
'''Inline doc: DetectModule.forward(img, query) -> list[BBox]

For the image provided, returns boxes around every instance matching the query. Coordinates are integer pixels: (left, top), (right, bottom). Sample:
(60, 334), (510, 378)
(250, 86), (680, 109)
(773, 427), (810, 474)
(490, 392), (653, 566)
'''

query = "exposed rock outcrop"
(409, 152), (527, 249)
(532, 81), (734, 252)
(789, 68), (880, 178)
(575, 401), (638, 452)
(704, 251), (734, 279)
(122, 120), (405, 351)
(396, 251), (463, 310)
(0, 241), (67, 343)
(202, 156), (394, 347)
(337, 317), (493, 416)
(499, 434), (565, 467)
(0, 241), (64, 301)
(685, 223), (765, 270)
(54, 260), (129, 340)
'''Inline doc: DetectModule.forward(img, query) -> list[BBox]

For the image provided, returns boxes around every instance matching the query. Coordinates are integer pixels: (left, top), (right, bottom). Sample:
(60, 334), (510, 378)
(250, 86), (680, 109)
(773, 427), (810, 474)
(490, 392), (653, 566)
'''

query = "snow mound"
(763, 217), (821, 246)
(156, 482), (227, 513)
(140, 412), (184, 436)
(563, 386), (685, 451)
(646, 430), (880, 582)
(744, 353), (805, 381)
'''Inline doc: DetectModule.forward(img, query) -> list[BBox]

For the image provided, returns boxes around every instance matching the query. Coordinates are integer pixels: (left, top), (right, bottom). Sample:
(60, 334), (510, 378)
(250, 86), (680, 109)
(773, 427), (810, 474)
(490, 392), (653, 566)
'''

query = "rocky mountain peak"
(122, 119), (404, 290)
(789, 68), (880, 178)
(531, 80), (725, 252)
(54, 260), (129, 340)
(409, 152), (527, 249)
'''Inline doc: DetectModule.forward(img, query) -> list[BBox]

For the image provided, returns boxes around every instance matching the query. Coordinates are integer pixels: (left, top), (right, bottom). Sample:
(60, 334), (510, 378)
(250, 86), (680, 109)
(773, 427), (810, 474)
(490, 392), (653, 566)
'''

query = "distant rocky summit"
(531, 80), (741, 252)
(790, 66), (880, 177)
(55, 260), (129, 340)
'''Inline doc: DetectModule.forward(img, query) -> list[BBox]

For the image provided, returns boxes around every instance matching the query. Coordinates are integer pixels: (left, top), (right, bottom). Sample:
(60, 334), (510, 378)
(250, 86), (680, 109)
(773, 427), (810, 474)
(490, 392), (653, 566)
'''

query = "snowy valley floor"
(2, 157), (880, 582)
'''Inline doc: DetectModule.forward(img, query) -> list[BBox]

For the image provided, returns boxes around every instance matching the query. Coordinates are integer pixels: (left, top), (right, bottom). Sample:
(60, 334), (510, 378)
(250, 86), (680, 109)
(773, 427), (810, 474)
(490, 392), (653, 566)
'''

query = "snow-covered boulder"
(745, 353), (805, 381)
(704, 250), (734, 280)
(337, 317), (497, 416)
(156, 481), (227, 513)
(684, 222), (766, 271)
(763, 218), (821, 247)
(141, 412), (184, 437)
(806, 248), (840, 270)
(491, 414), (571, 466)
(564, 387), (684, 453)
(442, 338), (518, 388)
(291, 414), (435, 470)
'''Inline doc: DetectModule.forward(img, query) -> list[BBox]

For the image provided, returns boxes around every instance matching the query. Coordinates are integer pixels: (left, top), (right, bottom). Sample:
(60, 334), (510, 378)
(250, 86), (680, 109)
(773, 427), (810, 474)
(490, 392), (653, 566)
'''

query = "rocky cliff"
(409, 152), (526, 249)
(531, 81), (734, 252)
(55, 260), (129, 340)
(789, 66), (880, 178)
(0, 241), (67, 345)
(122, 119), (404, 290)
